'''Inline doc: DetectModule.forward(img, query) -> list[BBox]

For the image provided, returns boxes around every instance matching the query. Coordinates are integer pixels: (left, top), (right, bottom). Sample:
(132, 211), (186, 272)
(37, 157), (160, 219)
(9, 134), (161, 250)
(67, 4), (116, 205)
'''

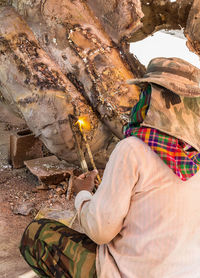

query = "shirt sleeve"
(74, 138), (139, 245)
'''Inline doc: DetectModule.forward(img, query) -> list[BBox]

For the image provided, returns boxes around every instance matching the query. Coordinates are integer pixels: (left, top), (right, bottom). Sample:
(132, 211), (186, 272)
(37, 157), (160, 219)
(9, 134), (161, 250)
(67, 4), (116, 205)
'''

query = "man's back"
(75, 137), (200, 277)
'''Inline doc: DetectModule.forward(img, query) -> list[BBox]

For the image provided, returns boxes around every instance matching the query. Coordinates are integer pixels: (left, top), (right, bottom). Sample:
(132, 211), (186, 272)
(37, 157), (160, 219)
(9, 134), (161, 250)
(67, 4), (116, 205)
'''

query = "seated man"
(20, 57), (200, 278)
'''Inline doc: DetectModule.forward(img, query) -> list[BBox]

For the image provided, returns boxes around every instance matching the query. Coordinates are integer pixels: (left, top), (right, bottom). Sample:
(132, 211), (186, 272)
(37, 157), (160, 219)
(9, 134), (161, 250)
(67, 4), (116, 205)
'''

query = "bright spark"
(76, 116), (91, 132)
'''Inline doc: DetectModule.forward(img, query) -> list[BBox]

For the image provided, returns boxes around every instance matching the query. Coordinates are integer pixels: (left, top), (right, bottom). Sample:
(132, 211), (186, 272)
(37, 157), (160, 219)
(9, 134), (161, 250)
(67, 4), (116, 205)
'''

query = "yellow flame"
(76, 116), (91, 132)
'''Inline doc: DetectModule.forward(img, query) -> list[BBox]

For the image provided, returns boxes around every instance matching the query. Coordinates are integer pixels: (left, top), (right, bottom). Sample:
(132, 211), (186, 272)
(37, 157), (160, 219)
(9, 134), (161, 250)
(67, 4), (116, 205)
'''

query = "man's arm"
(75, 138), (139, 245)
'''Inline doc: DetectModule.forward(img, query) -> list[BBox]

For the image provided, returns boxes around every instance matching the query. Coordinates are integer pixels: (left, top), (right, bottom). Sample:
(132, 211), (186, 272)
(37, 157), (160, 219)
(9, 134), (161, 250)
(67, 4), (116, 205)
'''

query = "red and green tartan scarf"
(123, 85), (200, 181)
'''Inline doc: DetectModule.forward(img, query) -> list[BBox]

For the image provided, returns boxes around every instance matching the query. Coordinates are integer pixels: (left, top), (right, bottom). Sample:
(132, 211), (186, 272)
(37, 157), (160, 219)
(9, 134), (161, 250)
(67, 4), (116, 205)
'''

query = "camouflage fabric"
(127, 57), (200, 97)
(19, 218), (97, 278)
(142, 84), (200, 152)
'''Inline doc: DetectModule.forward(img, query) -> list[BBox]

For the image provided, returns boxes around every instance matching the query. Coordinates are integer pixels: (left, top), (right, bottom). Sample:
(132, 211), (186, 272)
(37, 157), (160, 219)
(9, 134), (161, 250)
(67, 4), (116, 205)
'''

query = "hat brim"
(127, 72), (200, 98)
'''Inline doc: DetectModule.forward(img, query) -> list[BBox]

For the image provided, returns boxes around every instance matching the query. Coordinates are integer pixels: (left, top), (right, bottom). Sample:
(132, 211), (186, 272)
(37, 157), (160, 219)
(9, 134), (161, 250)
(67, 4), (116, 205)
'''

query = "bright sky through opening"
(130, 31), (200, 68)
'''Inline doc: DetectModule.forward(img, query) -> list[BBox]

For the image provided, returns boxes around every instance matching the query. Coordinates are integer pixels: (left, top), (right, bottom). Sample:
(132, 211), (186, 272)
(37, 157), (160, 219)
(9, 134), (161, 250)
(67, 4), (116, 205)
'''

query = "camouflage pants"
(19, 218), (97, 278)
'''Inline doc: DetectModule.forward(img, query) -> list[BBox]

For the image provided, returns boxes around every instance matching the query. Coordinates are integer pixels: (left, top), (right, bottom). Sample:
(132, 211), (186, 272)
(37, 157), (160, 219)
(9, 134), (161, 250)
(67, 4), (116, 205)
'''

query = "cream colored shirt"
(75, 137), (200, 278)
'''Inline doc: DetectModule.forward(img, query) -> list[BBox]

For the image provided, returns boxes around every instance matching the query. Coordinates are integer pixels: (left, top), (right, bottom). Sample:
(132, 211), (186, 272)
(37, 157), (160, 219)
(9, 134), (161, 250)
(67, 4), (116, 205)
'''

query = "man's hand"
(73, 169), (98, 195)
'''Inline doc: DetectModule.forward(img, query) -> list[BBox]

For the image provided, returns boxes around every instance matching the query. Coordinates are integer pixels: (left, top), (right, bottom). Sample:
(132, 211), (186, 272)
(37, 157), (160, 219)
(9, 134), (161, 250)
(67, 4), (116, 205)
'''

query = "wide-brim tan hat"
(127, 57), (200, 97)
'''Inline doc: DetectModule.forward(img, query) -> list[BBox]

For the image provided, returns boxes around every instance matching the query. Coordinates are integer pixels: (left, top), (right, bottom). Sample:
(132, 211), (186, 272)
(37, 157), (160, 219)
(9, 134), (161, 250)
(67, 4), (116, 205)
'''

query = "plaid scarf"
(124, 86), (200, 181)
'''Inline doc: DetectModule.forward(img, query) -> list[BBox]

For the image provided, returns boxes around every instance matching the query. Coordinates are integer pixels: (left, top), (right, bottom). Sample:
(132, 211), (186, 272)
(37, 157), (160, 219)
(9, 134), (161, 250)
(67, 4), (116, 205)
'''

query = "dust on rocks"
(0, 103), (77, 278)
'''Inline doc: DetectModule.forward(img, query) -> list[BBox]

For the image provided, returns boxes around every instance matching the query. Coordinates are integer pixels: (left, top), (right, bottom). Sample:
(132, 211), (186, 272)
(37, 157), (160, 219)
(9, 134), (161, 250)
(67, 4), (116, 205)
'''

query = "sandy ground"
(0, 104), (34, 278)
(0, 104), (80, 278)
